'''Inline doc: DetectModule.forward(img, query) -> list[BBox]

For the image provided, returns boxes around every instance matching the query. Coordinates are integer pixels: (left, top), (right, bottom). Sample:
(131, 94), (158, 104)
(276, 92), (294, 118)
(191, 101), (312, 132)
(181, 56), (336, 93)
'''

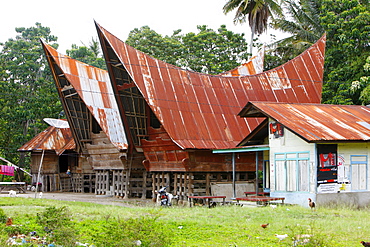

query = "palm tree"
(82, 37), (101, 58)
(223, 0), (283, 56)
(269, 0), (325, 60)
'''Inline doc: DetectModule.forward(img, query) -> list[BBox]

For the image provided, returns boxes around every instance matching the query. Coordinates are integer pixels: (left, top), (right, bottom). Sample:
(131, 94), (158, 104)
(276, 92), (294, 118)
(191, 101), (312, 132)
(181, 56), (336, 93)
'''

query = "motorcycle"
(157, 187), (177, 206)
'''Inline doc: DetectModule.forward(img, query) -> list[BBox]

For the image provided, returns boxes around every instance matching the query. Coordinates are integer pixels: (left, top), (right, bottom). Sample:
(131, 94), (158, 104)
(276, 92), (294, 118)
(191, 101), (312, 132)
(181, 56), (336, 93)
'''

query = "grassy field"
(0, 197), (369, 246)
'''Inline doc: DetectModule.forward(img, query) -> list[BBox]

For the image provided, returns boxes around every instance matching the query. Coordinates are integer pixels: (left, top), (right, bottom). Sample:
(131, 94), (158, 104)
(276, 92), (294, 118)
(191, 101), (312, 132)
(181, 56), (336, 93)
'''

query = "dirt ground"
(0, 191), (156, 207)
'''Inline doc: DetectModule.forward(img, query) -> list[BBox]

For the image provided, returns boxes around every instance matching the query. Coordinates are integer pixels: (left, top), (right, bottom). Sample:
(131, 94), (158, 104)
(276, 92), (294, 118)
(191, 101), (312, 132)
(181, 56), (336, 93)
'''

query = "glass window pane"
(275, 154), (285, 160)
(352, 156), (367, 163)
(299, 160), (309, 191)
(286, 153), (296, 159)
(351, 164), (367, 190)
(286, 160), (297, 191)
(298, 153), (309, 159)
(275, 161), (286, 191)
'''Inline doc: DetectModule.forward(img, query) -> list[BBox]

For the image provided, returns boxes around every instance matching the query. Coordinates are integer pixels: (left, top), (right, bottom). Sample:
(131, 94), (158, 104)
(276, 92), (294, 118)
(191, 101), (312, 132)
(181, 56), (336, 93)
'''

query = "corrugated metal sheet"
(42, 43), (128, 150)
(218, 47), (264, 76)
(240, 102), (370, 142)
(97, 23), (326, 149)
(18, 125), (75, 155)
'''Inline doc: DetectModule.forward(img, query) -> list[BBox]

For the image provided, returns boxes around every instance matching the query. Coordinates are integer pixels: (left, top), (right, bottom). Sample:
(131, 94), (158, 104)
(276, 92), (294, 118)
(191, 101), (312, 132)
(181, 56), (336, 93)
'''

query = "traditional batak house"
(92, 23), (325, 200)
(38, 39), (263, 198)
(238, 102), (370, 207)
(17, 121), (92, 192)
(39, 22), (326, 200)
(40, 42), (146, 197)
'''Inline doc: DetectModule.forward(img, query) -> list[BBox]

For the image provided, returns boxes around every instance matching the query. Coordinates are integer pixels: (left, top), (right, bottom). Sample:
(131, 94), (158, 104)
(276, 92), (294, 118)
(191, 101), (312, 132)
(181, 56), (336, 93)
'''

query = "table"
(188, 195), (226, 208)
(234, 196), (285, 206)
(0, 182), (26, 193)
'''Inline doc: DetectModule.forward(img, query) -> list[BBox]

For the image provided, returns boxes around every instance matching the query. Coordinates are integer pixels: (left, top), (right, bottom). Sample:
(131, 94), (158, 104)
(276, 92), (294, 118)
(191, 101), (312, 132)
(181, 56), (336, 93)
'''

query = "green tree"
(223, 0), (283, 55)
(126, 25), (249, 74)
(320, 0), (370, 104)
(268, 0), (369, 104)
(66, 37), (106, 70)
(269, 0), (325, 64)
(0, 23), (62, 166)
(180, 25), (249, 74)
(125, 26), (183, 67)
(351, 56), (370, 105)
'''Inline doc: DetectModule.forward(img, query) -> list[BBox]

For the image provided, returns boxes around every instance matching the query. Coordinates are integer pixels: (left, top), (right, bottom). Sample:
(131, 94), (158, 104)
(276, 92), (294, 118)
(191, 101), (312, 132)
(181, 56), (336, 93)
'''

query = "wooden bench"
(244, 191), (270, 196)
(234, 196), (285, 206)
(188, 195), (226, 208)
(0, 182), (26, 193)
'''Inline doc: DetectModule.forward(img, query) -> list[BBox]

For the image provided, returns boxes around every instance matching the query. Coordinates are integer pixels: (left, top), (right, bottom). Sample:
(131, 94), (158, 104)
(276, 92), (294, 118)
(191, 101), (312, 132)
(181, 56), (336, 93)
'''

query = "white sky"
(1, 0), (282, 54)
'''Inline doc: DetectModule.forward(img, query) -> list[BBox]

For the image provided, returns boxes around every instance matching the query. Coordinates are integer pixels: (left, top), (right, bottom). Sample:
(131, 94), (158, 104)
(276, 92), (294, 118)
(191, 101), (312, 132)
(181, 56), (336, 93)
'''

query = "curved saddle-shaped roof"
(42, 42), (128, 150)
(218, 47), (264, 76)
(97, 23), (325, 150)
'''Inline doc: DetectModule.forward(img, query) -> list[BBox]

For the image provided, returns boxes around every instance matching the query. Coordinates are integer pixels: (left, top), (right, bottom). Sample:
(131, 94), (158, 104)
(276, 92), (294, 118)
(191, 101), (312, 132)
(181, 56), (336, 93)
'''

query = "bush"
(36, 206), (78, 246)
(92, 215), (173, 246)
(0, 208), (7, 223)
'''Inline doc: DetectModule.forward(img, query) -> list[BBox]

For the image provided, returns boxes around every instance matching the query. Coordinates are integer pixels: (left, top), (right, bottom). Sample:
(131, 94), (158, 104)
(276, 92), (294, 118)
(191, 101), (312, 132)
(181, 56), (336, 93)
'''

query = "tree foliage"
(319, 0), (370, 104)
(0, 23), (62, 165)
(223, 0), (283, 54)
(126, 25), (250, 74)
(269, 0), (369, 105)
(351, 56), (370, 105)
(269, 0), (325, 65)
(125, 26), (183, 67)
(66, 37), (106, 70)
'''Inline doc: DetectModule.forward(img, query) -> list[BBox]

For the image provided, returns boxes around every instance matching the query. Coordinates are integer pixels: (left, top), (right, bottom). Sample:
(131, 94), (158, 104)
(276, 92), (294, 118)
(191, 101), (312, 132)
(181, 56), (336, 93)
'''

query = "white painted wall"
(267, 118), (370, 207)
(268, 120), (316, 196)
(337, 143), (370, 192)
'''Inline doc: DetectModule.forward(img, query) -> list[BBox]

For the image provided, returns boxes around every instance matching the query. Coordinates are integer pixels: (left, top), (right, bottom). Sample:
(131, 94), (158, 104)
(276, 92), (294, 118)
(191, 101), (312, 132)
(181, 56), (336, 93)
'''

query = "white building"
(238, 102), (370, 207)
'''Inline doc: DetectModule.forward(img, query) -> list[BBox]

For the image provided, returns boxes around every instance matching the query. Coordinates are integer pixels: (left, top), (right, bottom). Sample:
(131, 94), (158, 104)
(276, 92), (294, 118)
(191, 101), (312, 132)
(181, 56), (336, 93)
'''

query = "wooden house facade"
(18, 124), (95, 192)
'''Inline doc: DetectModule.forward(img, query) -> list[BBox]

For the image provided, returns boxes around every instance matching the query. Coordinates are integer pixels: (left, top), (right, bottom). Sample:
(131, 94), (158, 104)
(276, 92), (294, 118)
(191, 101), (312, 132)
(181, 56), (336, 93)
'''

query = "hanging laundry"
(0, 165), (15, 176)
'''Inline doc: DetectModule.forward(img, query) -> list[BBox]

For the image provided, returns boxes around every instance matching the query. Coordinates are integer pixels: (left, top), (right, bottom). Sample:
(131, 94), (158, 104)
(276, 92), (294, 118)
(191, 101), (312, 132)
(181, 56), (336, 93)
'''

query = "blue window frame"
(274, 152), (310, 192)
(350, 155), (368, 191)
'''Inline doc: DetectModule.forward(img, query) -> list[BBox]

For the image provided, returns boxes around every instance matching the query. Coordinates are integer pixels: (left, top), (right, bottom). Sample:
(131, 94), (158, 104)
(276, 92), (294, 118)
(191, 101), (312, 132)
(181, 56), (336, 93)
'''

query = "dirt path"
(0, 191), (155, 207)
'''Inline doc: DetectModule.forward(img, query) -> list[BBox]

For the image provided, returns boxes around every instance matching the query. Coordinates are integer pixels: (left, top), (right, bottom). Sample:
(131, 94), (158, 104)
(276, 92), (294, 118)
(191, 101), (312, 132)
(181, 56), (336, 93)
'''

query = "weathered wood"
(96, 170), (110, 195)
(206, 173), (210, 195)
(142, 148), (258, 172)
(85, 132), (126, 170)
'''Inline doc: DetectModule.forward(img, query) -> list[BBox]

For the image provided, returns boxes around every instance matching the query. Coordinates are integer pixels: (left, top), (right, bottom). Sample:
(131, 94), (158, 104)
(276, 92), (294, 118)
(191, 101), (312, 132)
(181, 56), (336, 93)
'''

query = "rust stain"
(219, 47), (264, 76)
(240, 102), (370, 142)
(97, 23), (326, 150)
(18, 126), (75, 155)
(42, 42), (128, 150)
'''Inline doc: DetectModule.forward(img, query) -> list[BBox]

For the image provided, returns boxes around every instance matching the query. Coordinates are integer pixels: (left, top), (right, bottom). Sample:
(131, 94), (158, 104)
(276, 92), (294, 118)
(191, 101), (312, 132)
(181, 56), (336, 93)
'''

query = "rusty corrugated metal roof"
(97, 23), (326, 149)
(42, 43), (128, 150)
(218, 47), (264, 76)
(18, 125), (75, 155)
(239, 102), (370, 142)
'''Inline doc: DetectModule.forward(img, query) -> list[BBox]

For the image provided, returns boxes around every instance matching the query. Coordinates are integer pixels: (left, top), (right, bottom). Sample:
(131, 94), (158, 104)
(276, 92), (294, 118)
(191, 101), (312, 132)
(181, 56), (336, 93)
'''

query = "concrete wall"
(317, 191), (370, 208)
(271, 191), (370, 208)
(337, 143), (370, 191)
(210, 182), (255, 201)
(271, 191), (316, 207)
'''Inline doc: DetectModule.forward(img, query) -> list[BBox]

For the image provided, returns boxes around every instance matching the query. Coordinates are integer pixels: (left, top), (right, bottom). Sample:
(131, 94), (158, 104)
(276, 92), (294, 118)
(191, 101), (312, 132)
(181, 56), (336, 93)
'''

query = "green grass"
(0, 198), (369, 246)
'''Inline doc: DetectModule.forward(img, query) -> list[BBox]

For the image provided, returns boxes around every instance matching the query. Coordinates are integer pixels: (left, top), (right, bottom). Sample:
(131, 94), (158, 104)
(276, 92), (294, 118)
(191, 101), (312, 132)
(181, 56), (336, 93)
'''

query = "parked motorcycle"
(157, 187), (177, 206)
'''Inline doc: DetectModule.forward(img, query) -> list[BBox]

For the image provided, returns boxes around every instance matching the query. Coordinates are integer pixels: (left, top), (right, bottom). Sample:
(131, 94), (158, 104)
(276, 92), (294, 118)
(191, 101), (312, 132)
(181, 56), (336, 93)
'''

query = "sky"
(1, 0), (282, 54)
